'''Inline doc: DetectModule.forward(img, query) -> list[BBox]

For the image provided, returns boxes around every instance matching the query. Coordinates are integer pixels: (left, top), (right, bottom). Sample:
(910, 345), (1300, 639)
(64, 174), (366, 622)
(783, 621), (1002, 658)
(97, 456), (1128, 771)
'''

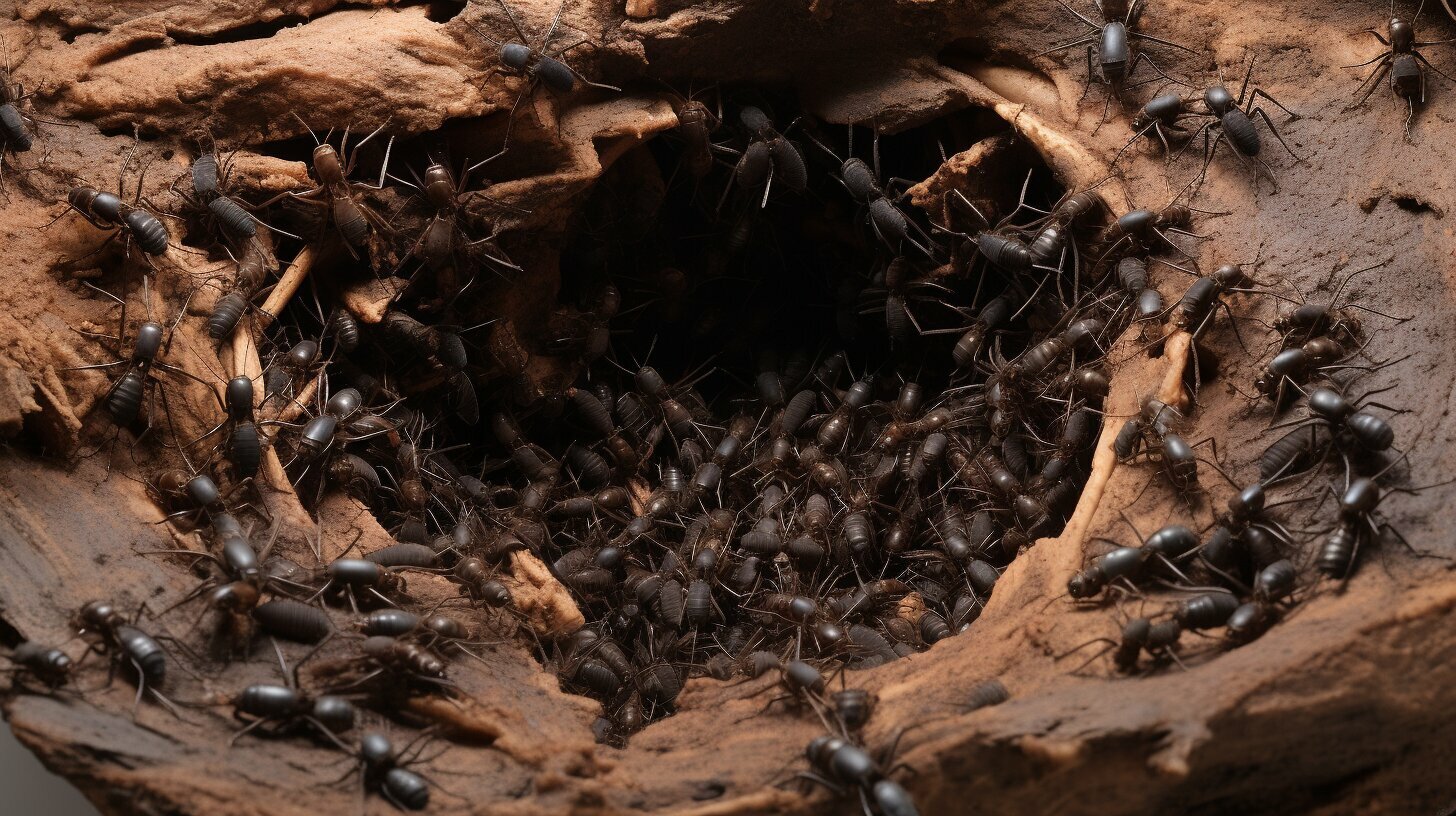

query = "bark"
(2, 0), (1455, 814)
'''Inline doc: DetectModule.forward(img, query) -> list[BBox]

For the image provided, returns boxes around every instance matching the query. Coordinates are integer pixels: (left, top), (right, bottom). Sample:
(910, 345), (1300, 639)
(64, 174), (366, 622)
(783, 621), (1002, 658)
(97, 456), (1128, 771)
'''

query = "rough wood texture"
(2, 0), (1455, 813)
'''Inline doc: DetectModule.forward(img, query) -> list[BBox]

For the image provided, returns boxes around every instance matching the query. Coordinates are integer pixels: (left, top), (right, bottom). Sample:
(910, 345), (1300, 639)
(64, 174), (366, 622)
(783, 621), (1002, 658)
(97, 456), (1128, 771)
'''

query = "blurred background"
(1, 721), (97, 815)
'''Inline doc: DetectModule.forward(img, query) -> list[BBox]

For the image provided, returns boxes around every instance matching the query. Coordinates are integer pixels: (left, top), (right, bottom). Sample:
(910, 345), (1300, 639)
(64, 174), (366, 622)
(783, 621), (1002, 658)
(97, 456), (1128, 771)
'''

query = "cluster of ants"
(0, 0), (1448, 813)
(1021, 0), (1448, 679)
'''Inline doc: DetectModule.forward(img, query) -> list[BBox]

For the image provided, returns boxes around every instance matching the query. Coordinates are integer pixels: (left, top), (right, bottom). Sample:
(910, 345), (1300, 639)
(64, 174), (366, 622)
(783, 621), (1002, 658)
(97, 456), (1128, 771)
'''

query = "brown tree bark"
(2, 0), (1455, 813)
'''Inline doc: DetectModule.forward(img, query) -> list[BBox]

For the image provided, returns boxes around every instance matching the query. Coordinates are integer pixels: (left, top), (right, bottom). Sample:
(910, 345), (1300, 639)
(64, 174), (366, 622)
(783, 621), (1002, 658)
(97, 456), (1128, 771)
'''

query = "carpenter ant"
(1066, 523), (1199, 600)
(268, 387), (399, 489)
(73, 601), (190, 718)
(751, 655), (832, 725)
(230, 639), (356, 744)
(1199, 483), (1303, 580)
(942, 294), (1012, 372)
(1112, 255), (1166, 333)
(62, 177), (170, 259)
(856, 258), (964, 345)
(189, 375), (262, 480)
(1271, 260), (1406, 349)
(1059, 614), (1185, 673)
(1271, 385), (1403, 458)
(67, 309), (167, 431)
(1177, 58), (1302, 193)
(1250, 338), (1402, 411)
(722, 105), (808, 209)
(1097, 202), (1207, 262)
(1343, 1), (1455, 135)
(205, 237), (277, 340)
(1226, 559), (1299, 645)
(2, 642), (75, 690)
(64, 289), (210, 449)
(664, 86), (720, 180)
(470, 0), (620, 137)
(232, 681), (356, 745)
(557, 630), (628, 700)
(0, 39), (54, 188)
(393, 150), (521, 300)
(936, 172), (1067, 283)
(326, 730), (451, 811)
(181, 146), (289, 252)
(808, 126), (939, 258)
(362, 609), (496, 662)
(318, 635), (456, 703)
(311, 556), (411, 613)
(1112, 396), (1183, 463)
(1112, 93), (1199, 164)
(794, 733), (921, 816)
(1162, 262), (1274, 391)
(1315, 468), (1449, 579)
(261, 336), (324, 409)
(1038, 0), (1194, 124)
(146, 516), (324, 655)
(258, 115), (394, 259)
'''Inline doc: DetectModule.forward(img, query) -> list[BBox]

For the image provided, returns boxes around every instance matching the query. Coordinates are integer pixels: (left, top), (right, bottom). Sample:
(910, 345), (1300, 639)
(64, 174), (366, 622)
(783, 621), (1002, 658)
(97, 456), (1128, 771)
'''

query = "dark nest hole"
(201, 90), (1118, 746)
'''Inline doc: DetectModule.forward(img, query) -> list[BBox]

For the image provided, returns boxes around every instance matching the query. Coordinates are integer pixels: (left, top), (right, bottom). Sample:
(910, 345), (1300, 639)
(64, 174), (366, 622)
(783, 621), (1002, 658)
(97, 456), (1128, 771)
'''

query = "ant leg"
(553, 56), (622, 92)
(1235, 56), (1256, 107)
(1250, 107), (1304, 163)
(1124, 52), (1180, 91)
(1351, 61), (1394, 107)
(1169, 118), (1214, 164)
(1215, 300), (1251, 354)
(1110, 122), (1158, 169)
(1127, 30), (1197, 54)
(1176, 127), (1217, 200)
(228, 716), (271, 746)
(1248, 87), (1299, 119)
(1082, 45), (1096, 103)
(1414, 52), (1455, 84)
(130, 663), (147, 718)
(1341, 51), (1390, 70)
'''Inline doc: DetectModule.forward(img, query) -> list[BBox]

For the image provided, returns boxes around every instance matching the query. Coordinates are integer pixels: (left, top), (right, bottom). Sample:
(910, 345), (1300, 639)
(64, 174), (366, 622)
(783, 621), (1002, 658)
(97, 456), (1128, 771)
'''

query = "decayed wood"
(1, 1), (1455, 815)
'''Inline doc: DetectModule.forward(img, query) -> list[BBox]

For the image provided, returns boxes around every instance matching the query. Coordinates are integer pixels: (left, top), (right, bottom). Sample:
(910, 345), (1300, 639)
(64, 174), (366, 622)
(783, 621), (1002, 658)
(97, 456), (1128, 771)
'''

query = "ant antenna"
(289, 111), (321, 146)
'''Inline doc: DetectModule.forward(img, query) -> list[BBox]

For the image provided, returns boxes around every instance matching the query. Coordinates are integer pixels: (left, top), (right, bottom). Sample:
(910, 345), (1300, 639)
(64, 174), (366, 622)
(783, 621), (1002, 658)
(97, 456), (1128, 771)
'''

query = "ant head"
(1230, 483), (1265, 519)
(133, 320), (164, 360)
(359, 731), (394, 765)
(78, 600), (114, 627)
(1203, 84), (1234, 114)
(310, 142), (343, 175)
(1307, 387), (1351, 420)
(501, 42), (532, 70)
(1341, 477), (1381, 514)
(326, 387), (363, 420)
(421, 163), (455, 203)
(1213, 262), (1247, 288)
(1116, 207), (1157, 236)
(312, 696), (356, 733)
(1067, 572), (1098, 599)
(1389, 17), (1415, 48)
(226, 375), (254, 417)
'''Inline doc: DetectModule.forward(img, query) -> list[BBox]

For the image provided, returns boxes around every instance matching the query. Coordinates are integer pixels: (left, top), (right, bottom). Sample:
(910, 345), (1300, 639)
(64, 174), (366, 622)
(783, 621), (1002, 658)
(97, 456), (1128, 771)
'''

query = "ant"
(1039, 0), (1194, 127)
(1343, 0), (1455, 136)
(469, 0), (620, 139)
